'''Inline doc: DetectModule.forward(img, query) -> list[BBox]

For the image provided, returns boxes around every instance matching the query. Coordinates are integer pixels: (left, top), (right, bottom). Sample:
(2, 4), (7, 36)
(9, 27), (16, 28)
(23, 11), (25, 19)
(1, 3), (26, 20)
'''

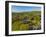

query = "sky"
(11, 5), (41, 12)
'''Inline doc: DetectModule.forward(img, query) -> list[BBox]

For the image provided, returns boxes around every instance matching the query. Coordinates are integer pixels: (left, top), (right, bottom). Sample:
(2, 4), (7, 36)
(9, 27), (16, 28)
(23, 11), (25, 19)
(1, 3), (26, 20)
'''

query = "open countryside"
(12, 6), (41, 31)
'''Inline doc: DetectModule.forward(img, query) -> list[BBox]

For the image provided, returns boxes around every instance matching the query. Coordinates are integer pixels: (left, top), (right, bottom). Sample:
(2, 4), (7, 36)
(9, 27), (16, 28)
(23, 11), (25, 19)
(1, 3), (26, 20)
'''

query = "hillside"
(12, 11), (41, 31)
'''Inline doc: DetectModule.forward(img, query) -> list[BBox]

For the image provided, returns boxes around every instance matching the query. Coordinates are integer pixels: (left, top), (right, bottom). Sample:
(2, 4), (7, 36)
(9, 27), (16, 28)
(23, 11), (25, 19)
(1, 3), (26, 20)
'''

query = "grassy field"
(12, 11), (41, 31)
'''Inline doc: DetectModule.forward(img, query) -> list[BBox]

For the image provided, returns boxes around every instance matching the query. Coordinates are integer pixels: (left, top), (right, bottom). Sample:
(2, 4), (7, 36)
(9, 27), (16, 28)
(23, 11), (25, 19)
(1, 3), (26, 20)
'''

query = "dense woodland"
(12, 11), (41, 31)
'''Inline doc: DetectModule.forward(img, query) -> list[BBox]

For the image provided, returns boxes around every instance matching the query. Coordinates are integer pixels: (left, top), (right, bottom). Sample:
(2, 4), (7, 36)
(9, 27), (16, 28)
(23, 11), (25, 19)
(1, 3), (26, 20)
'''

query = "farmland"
(12, 11), (41, 31)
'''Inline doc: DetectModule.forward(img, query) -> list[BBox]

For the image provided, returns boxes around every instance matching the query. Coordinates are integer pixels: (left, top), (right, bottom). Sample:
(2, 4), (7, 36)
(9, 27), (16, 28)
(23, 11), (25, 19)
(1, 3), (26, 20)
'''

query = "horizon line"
(12, 10), (41, 13)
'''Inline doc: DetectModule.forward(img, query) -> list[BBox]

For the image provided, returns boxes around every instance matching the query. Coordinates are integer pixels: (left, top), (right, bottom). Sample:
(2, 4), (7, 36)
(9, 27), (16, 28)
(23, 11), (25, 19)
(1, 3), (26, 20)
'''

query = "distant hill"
(12, 11), (41, 13)
(12, 11), (41, 16)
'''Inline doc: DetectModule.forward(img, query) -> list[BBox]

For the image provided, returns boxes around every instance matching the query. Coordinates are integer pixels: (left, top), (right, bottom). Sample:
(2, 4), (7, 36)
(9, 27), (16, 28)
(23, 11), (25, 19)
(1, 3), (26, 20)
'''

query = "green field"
(12, 11), (41, 31)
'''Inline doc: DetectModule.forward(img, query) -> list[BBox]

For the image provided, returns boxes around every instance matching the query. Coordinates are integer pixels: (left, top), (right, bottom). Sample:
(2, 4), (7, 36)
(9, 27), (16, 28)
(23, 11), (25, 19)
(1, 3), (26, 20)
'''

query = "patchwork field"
(12, 11), (41, 31)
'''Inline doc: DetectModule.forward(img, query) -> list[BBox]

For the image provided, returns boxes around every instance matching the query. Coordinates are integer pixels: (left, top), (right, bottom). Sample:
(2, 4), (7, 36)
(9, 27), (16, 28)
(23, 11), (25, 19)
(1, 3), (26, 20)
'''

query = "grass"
(12, 11), (41, 31)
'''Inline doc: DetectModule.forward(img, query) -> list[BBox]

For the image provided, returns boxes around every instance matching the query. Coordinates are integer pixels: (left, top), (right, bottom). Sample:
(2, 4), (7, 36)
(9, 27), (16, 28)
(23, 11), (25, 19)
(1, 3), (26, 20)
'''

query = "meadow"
(12, 11), (41, 31)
